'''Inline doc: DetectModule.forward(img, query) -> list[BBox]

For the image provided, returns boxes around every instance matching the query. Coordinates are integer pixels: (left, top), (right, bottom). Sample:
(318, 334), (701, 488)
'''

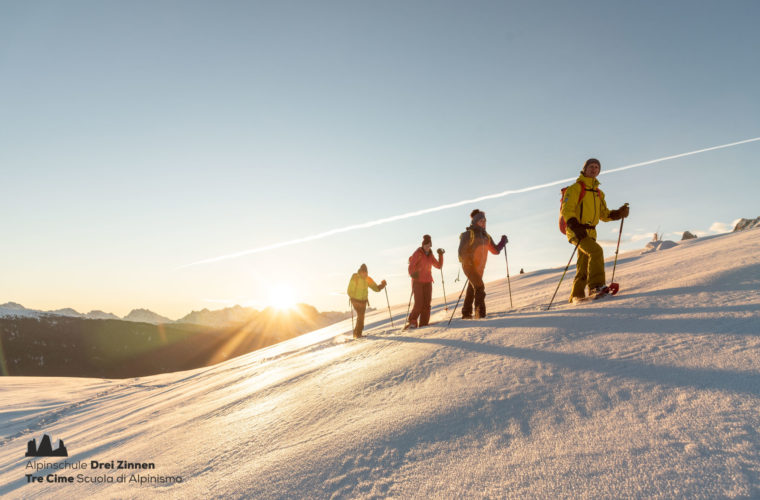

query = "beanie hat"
(358, 263), (367, 273)
(582, 158), (601, 174)
(471, 209), (486, 224)
(422, 234), (432, 246)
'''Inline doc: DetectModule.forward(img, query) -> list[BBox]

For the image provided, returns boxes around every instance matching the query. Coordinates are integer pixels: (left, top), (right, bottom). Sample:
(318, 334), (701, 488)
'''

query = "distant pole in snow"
(384, 287), (394, 327)
(447, 279), (469, 327)
(546, 243), (580, 311)
(610, 205), (628, 286)
(504, 247), (513, 310)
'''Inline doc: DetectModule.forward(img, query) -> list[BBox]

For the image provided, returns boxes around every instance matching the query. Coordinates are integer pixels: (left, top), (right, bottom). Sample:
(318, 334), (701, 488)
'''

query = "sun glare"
(269, 284), (297, 311)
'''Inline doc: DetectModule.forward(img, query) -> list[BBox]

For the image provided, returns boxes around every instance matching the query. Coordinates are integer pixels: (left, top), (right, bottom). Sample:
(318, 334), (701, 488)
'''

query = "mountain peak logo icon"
(26, 434), (68, 457)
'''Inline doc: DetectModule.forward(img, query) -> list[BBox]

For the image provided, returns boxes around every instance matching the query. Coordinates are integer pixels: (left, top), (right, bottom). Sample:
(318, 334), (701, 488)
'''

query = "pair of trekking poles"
(546, 210), (628, 310)
(445, 247), (514, 327)
(403, 265), (457, 328)
(350, 286), (395, 333)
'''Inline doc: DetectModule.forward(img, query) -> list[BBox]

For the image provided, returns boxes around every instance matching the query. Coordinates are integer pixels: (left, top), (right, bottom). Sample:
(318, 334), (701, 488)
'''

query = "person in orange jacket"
(458, 209), (507, 319)
(347, 264), (386, 338)
(406, 234), (444, 329)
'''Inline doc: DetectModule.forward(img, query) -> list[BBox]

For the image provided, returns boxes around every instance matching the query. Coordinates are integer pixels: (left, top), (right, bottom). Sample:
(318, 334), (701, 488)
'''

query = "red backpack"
(558, 181), (586, 234)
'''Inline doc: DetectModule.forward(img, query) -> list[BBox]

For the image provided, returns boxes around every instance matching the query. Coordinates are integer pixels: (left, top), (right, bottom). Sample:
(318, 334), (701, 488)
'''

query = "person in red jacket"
(406, 234), (444, 329)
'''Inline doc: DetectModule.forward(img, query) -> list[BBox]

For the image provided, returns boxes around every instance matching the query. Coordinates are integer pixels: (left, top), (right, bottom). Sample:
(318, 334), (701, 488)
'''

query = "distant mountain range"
(1, 303), (353, 378)
(0, 302), (170, 324)
(0, 302), (348, 328)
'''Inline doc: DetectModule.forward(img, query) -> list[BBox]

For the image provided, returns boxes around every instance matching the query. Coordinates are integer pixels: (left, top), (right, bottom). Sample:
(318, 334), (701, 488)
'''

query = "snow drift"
(1, 229), (759, 499)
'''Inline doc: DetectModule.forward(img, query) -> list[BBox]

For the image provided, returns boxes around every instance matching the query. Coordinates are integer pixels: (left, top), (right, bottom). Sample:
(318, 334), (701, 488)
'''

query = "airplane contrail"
(179, 136), (760, 268)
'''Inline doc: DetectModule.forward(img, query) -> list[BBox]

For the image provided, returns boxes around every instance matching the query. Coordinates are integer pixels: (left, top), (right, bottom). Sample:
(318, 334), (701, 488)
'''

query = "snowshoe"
(588, 285), (611, 300)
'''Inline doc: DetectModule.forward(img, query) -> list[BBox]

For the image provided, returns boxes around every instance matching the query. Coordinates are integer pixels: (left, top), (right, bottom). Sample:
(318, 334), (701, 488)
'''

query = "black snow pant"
(461, 263), (486, 318)
(408, 281), (433, 326)
(351, 299), (367, 338)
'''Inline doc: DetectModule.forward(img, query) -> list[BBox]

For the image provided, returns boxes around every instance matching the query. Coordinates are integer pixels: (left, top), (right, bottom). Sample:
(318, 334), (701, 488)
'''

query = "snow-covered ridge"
(734, 216), (760, 231)
(1, 228), (759, 498)
(0, 304), (172, 324)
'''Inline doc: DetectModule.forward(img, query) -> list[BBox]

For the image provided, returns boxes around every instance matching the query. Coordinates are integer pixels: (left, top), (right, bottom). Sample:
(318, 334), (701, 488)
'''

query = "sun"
(268, 284), (297, 311)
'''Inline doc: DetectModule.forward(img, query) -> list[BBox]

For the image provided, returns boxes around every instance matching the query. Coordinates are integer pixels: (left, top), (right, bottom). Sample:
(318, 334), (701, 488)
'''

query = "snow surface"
(2, 229), (759, 499)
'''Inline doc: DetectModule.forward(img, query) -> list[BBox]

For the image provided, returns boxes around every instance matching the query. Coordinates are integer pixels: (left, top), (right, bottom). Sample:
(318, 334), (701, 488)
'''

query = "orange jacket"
(458, 226), (499, 275)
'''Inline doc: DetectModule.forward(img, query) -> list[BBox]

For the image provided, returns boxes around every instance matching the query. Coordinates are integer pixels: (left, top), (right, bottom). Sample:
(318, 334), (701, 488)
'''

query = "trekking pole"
(609, 204), (628, 286)
(503, 247), (513, 310)
(349, 298), (354, 332)
(440, 267), (448, 310)
(404, 289), (413, 328)
(384, 287), (394, 327)
(447, 279), (469, 327)
(546, 243), (580, 311)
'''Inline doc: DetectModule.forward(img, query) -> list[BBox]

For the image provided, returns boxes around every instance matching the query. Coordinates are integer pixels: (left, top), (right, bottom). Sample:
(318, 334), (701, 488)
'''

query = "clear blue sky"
(2, 1), (759, 318)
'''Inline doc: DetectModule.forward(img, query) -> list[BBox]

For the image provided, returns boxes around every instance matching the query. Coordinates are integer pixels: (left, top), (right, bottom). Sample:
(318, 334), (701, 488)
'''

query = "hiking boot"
(462, 314), (474, 320)
(588, 286), (609, 299)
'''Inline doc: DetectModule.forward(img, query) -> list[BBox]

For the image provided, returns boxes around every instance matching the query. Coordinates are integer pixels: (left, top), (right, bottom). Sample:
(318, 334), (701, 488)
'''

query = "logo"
(25, 434), (68, 457)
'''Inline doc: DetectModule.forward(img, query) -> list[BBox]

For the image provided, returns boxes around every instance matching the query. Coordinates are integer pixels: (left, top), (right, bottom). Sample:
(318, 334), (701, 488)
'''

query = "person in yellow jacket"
(347, 263), (387, 338)
(562, 158), (629, 302)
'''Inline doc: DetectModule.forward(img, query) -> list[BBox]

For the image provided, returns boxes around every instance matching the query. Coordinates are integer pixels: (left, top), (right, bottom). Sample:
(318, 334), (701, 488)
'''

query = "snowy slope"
(2, 229), (759, 499)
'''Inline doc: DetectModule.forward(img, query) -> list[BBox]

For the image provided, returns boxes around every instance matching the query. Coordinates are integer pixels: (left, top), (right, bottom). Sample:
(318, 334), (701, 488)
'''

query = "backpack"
(558, 181), (586, 234)
(408, 248), (422, 276)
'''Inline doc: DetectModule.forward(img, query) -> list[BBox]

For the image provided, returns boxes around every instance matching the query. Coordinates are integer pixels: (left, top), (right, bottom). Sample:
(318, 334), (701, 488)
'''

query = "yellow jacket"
(561, 174), (612, 242)
(347, 273), (382, 302)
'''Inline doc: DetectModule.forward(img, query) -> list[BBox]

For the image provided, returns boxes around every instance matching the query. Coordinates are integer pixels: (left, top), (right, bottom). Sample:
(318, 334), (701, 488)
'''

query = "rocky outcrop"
(642, 240), (678, 254)
(733, 217), (760, 232)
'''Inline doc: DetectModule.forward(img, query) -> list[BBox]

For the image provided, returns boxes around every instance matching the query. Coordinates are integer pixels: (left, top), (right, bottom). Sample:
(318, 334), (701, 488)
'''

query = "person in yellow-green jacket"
(562, 158), (629, 302)
(347, 263), (387, 338)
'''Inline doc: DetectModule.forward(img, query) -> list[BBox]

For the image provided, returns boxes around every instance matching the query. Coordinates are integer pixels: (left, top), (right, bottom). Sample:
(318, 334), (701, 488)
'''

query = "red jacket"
(408, 247), (443, 283)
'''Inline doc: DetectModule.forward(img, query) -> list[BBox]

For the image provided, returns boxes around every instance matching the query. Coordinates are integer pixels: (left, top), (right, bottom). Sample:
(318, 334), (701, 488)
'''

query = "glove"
(495, 235), (508, 252)
(380, 280), (387, 290)
(437, 248), (445, 255)
(410, 272), (419, 280)
(608, 204), (630, 221)
(566, 218), (587, 241)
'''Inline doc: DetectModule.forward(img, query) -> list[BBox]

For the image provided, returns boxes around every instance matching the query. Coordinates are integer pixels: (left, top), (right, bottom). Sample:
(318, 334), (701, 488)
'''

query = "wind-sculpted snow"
(1, 229), (759, 498)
